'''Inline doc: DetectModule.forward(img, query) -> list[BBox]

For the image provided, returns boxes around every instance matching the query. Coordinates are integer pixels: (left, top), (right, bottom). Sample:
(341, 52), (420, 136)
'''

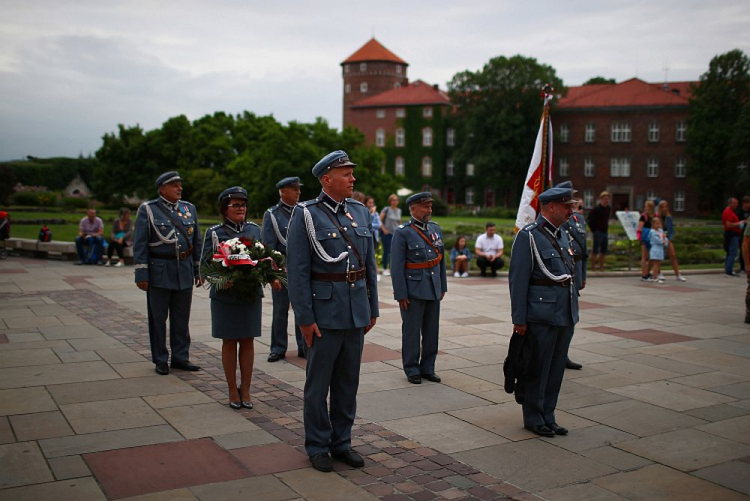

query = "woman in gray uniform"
(202, 186), (280, 409)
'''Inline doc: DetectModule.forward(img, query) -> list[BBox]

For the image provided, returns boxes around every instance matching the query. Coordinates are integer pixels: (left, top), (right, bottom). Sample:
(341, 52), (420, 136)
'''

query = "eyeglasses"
(227, 203), (247, 209)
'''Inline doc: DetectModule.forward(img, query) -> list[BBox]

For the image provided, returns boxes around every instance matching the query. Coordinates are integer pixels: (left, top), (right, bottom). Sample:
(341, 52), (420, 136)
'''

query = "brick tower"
(341, 38), (409, 127)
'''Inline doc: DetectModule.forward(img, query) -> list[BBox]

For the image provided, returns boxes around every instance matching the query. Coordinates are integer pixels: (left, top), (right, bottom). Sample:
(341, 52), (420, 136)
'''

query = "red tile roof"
(342, 38), (407, 65)
(558, 78), (695, 109)
(350, 80), (451, 108)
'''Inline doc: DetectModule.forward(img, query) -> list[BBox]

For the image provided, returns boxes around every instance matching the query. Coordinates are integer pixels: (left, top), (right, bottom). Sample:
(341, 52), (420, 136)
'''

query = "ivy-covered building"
(342, 39), (458, 202)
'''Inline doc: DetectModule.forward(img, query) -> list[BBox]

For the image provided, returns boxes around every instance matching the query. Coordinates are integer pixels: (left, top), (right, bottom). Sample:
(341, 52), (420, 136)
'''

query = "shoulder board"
(522, 222), (538, 232)
(429, 221), (441, 229)
(346, 198), (365, 207)
(143, 199), (158, 206)
(178, 200), (194, 207)
(208, 224), (222, 231)
(397, 224), (405, 229)
(399, 221), (412, 228)
(298, 200), (319, 208)
(246, 221), (260, 227)
(266, 205), (280, 213)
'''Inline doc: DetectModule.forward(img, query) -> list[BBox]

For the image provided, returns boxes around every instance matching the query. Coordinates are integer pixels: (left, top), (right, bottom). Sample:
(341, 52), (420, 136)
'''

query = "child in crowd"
(648, 217), (668, 284)
(450, 236), (472, 278)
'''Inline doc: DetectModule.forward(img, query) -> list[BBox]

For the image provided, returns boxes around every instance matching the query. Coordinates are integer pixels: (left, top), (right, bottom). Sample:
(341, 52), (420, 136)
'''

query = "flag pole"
(540, 84), (554, 191)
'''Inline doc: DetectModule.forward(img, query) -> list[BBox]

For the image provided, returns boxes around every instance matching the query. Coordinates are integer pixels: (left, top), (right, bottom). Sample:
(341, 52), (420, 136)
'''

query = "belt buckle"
(347, 270), (358, 283)
(179, 250), (187, 260)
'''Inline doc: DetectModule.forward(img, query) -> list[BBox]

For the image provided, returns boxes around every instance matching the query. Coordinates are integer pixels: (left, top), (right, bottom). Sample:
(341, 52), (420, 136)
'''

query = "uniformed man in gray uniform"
(263, 177), (305, 362)
(390, 192), (447, 384)
(286, 150), (379, 473)
(558, 181), (586, 371)
(509, 186), (579, 438)
(134, 171), (202, 376)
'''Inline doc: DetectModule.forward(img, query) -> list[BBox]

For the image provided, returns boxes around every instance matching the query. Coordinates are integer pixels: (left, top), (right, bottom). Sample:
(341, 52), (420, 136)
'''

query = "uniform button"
(539, 297), (543, 300)
(351, 265), (355, 269)
(348, 246), (352, 249)
(350, 283), (355, 288)
(313, 293), (316, 297)
(431, 272), (434, 275)
(343, 227), (348, 232)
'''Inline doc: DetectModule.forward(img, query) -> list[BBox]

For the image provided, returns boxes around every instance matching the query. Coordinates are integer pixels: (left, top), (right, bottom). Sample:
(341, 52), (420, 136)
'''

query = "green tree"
(583, 76), (616, 85)
(447, 55), (564, 207)
(688, 49), (750, 210)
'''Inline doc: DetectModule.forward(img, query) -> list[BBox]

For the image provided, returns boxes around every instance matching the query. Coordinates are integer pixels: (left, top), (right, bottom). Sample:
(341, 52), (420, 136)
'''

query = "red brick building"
(555, 78), (697, 215)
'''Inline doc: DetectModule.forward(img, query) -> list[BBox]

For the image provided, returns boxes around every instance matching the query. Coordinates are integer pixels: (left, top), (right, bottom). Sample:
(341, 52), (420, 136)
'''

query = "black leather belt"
(530, 278), (571, 287)
(311, 268), (366, 283)
(149, 247), (193, 260)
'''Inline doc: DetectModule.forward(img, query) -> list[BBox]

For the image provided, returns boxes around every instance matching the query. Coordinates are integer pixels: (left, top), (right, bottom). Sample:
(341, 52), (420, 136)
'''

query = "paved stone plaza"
(1, 257), (749, 500)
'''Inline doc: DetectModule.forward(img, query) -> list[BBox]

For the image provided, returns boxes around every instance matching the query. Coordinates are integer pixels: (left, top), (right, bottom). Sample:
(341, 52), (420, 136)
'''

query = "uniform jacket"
(509, 215), (579, 327)
(286, 192), (379, 330)
(201, 221), (263, 305)
(262, 201), (294, 255)
(390, 219), (447, 301)
(133, 198), (202, 290)
(562, 212), (587, 288)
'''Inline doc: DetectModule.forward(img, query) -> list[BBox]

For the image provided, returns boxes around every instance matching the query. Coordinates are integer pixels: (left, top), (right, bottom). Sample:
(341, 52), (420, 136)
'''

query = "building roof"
(558, 78), (694, 109)
(342, 38), (407, 65)
(350, 80), (451, 108)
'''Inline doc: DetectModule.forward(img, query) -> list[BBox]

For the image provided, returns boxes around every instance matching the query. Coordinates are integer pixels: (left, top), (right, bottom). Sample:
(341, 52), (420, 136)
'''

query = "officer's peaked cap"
(217, 186), (248, 204)
(312, 150), (356, 178)
(156, 171), (181, 188)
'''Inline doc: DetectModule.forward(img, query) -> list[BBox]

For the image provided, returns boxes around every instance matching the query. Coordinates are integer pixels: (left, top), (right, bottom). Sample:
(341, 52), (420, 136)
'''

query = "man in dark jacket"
(587, 191), (611, 272)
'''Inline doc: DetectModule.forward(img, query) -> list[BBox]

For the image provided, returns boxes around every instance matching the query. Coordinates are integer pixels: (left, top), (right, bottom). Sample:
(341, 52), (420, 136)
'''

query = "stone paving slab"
(0, 477), (107, 501)
(39, 424), (184, 458)
(0, 441), (54, 489)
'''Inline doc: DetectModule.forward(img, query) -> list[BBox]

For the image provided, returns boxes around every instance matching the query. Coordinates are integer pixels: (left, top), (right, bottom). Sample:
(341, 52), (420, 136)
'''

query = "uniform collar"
(159, 196), (179, 211)
(411, 218), (428, 232)
(223, 218), (245, 233)
(279, 200), (295, 212)
(318, 191), (346, 213)
(540, 216), (560, 238)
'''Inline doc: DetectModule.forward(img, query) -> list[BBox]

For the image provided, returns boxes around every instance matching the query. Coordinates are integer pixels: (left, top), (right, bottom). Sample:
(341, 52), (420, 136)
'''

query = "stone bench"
(0, 238), (133, 262)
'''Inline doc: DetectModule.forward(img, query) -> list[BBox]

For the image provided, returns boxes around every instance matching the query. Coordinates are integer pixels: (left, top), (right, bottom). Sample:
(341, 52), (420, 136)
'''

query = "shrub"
(9, 191), (40, 206)
(60, 196), (91, 209)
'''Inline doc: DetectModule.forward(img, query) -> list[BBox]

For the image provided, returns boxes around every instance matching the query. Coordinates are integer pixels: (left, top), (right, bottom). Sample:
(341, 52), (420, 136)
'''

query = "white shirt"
(475, 233), (504, 256)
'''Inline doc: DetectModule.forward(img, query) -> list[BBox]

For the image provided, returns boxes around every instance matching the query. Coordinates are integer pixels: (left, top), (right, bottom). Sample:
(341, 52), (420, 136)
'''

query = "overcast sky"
(1, 0), (749, 161)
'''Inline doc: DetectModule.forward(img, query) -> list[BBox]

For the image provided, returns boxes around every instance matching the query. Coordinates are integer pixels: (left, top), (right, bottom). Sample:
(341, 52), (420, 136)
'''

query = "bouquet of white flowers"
(201, 236), (286, 302)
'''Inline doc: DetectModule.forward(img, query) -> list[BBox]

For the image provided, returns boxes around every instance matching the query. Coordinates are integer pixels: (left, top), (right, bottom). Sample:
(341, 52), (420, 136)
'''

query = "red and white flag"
(515, 96), (553, 231)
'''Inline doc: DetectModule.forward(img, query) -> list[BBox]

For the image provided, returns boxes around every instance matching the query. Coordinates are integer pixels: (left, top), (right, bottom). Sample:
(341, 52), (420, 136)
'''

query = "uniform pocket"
(408, 241), (425, 259)
(148, 260), (165, 283)
(311, 281), (332, 300)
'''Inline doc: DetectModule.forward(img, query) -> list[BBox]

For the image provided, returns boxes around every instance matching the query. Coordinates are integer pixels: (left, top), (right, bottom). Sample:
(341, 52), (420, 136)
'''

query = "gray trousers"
(270, 286), (304, 355)
(147, 286), (193, 365)
(400, 298), (440, 377)
(304, 327), (364, 457)
(522, 322), (574, 427)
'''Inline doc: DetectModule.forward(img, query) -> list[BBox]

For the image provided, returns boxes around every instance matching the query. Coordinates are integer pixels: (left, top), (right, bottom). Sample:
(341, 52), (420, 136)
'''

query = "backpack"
(38, 226), (52, 242)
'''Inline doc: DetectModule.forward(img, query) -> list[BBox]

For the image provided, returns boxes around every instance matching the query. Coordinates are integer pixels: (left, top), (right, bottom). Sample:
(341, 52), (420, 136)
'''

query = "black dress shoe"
(155, 363), (169, 375)
(408, 375), (422, 384)
(332, 449), (364, 467)
(267, 352), (285, 363)
(566, 359), (583, 370)
(170, 361), (200, 371)
(525, 424), (555, 437)
(297, 348), (306, 359)
(229, 401), (242, 410)
(309, 452), (333, 472)
(546, 423), (569, 436)
(421, 373), (442, 383)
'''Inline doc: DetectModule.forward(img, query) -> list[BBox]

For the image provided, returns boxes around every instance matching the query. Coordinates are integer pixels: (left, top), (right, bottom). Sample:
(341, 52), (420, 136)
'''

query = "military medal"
(344, 211), (358, 227)
(187, 227), (194, 236)
(568, 248), (574, 256)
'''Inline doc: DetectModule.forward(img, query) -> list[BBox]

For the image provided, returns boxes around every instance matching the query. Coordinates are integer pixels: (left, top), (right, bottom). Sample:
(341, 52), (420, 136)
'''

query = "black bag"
(38, 226), (52, 242)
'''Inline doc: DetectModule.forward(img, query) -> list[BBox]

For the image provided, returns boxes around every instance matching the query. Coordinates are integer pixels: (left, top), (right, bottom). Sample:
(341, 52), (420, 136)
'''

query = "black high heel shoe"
(229, 387), (241, 410)
(239, 386), (253, 409)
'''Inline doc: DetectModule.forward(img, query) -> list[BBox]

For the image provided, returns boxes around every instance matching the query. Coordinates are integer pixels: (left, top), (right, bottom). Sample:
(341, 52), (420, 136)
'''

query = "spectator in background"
(105, 208), (133, 267)
(475, 222), (504, 277)
(723, 197), (742, 277)
(75, 208), (104, 265)
(351, 191), (365, 203)
(648, 217), (668, 284)
(380, 194), (402, 277)
(737, 196), (750, 274)
(450, 236), (472, 278)
(742, 203), (750, 323)
(656, 201), (687, 282)
(637, 200), (656, 281)
(587, 191), (611, 272)
(0, 211), (9, 259)
(365, 195), (382, 282)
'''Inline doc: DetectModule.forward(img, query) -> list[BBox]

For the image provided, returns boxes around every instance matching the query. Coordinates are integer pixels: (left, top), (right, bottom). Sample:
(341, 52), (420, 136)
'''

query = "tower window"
(360, 82), (368, 93)
(360, 62), (367, 72)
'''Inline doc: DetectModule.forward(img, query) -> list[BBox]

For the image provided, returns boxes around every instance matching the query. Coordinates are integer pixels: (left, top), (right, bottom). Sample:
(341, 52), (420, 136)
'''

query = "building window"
(394, 82), (401, 89)
(559, 158), (569, 177)
(559, 123), (569, 143)
(423, 107), (433, 118)
(395, 128), (405, 147)
(360, 82), (368, 93)
(675, 157), (686, 178)
(422, 157), (432, 177)
(646, 190), (657, 201)
(345, 84), (351, 94)
(422, 127), (433, 147)
(648, 121), (660, 142)
(466, 163), (475, 176)
(585, 123), (596, 143)
(396, 108), (405, 118)
(376, 129), (385, 147)
(395, 157), (405, 176)
(611, 123), (631, 142)
(344, 65), (350, 74)
(583, 190), (594, 208)
(610, 158), (631, 177)
(396, 65), (402, 74)
(676, 121), (687, 142)
(647, 157), (659, 177)
(466, 187), (475, 205)
(446, 128), (455, 146)
(376, 109), (385, 119)
(360, 62), (367, 72)
(446, 158), (454, 177)
(584, 157), (595, 177)
(674, 191), (685, 212)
